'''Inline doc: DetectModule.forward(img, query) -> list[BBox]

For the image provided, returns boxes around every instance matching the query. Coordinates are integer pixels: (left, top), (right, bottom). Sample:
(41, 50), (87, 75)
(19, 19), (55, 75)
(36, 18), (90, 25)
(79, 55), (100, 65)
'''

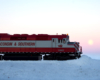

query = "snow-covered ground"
(0, 55), (100, 80)
(83, 54), (100, 60)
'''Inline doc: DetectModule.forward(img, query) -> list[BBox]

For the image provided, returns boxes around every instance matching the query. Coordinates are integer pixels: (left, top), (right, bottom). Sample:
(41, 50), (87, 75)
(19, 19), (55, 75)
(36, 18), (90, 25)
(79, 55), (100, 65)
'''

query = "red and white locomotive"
(0, 33), (82, 60)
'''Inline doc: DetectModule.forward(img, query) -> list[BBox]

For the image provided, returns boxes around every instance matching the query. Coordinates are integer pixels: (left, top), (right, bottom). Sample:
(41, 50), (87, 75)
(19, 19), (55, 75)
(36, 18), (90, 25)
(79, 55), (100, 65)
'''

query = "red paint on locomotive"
(0, 33), (82, 54)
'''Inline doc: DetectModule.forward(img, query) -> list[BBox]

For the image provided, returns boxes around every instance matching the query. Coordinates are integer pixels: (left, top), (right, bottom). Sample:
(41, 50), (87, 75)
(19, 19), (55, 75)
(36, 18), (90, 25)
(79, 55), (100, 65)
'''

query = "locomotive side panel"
(0, 33), (82, 54)
(0, 41), (35, 52)
(35, 40), (52, 52)
(18, 41), (35, 52)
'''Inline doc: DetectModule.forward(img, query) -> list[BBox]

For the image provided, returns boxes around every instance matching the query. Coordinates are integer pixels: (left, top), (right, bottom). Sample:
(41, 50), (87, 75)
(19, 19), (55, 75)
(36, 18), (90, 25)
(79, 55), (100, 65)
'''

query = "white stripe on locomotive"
(0, 40), (75, 48)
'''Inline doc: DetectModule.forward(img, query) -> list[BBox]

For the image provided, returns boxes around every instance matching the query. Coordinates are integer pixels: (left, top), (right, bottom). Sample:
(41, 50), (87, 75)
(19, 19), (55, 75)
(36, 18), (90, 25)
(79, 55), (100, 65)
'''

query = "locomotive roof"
(0, 33), (69, 40)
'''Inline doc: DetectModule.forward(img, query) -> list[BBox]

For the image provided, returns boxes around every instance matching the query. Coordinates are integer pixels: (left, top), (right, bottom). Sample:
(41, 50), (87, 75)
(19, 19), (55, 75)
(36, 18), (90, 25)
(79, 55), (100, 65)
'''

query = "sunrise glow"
(88, 40), (93, 45)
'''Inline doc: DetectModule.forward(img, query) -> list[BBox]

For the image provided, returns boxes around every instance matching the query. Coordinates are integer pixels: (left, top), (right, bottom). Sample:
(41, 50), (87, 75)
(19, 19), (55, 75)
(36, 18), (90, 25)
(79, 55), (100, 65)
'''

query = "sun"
(88, 40), (93, 45)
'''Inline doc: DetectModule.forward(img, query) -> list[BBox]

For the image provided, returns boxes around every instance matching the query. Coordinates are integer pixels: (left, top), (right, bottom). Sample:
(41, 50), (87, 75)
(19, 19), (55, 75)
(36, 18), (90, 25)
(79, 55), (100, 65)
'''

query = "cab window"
(63, 39), (66, 43)
(53, 39), (54, 42)
(61, 39), (62, 43)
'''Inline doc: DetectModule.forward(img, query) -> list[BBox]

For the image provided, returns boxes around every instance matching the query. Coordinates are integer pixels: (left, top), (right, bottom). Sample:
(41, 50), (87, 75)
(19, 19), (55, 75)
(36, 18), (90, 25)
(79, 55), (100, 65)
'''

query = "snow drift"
(0, 55), (100, 80)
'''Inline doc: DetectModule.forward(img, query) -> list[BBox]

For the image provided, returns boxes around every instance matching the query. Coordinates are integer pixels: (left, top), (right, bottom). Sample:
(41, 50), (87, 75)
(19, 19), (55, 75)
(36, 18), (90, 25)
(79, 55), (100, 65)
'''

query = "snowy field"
(0, 55), (100, 80)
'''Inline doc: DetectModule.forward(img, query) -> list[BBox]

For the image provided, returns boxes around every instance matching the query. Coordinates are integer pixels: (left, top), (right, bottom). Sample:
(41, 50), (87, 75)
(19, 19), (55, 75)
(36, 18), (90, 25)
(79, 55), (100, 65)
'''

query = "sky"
(0, 0), (100, 59)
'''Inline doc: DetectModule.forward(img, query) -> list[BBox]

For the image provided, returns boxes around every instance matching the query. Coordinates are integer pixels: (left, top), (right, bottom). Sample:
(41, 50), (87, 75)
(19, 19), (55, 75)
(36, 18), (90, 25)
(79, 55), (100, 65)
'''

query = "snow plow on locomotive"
(0, 33), (82, 60)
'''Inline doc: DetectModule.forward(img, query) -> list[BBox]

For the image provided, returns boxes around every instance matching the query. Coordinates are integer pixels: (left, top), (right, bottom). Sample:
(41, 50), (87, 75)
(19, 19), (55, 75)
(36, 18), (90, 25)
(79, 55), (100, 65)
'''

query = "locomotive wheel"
(70, 56), (76, 59)
(43, 55), (55, 60)
(69, 53), (77, 59)
(3, 56), (42, 60)
(3, 53), (42, 60)
(0, 55), (3, 60)
(56, 56), (70, 60)
(43, 54), (56, 60)
(0, 55), (1, 60)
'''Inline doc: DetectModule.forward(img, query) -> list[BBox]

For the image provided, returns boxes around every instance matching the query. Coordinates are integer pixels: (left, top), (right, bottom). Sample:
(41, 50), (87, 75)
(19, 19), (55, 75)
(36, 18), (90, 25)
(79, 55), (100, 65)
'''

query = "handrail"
(79, 46), (82, 52)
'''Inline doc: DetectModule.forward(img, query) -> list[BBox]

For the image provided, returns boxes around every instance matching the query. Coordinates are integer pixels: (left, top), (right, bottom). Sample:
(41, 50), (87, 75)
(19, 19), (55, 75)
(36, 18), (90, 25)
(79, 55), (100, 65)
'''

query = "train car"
(0, 33), (82, 60)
